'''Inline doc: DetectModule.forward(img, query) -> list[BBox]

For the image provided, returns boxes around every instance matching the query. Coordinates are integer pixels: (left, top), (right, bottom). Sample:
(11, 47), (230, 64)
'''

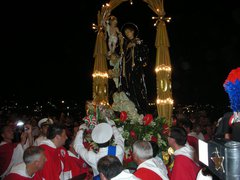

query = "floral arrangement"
(82, 91), (170, 165)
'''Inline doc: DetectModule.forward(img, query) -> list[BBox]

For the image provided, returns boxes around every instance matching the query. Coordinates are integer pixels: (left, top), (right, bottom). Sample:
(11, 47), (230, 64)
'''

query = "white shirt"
(34, 135), (47, 146)
(7, 162), (33, 178)
(0, 142), (24, 178)
(137, 158), (169, 180)
(112, 169), (140, 180)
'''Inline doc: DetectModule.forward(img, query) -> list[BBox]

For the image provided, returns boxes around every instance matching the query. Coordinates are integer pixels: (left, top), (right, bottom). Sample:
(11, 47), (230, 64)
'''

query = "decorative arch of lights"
(92, 0), (173, 123)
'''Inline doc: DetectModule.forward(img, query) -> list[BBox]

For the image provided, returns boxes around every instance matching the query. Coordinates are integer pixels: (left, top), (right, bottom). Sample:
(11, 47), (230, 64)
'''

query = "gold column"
(143, 0), (173, 124)
(92, 0), (128, 105)
(92, 10), (109, 104)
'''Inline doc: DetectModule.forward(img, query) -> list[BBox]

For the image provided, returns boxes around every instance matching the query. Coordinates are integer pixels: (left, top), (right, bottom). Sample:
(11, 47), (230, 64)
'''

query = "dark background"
(1, 0), (240, 108)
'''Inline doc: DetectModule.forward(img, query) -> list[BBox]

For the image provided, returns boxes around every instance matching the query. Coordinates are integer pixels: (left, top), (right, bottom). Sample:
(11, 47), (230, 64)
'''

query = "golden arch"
(92, 0), (173, 123)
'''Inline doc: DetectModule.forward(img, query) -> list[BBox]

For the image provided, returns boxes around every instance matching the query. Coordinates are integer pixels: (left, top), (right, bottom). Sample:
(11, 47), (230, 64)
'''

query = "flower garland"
(82, 91), (169, 165)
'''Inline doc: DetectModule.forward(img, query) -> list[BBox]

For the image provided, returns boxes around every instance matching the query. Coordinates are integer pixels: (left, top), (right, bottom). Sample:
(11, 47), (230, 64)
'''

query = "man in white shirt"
(4, 146), (46, 179)
(74, 119), (124, 180)
(34, 118), (53, 146)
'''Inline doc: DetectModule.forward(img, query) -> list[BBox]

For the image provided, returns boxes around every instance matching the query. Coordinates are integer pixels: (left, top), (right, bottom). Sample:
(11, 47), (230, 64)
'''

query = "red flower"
(162, 123), (169, 135)
(123, 151), (133, 164)
(143, 114), (153, 125)
(130, 130), (137, 139)
(151, 136), (158, 142)
(120, 111), (128, 122)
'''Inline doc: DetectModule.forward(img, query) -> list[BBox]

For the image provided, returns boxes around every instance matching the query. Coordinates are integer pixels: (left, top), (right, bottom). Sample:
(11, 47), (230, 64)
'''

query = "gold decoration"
(143, 0), (173, 125)
(211, 147), (225, 173)
(92, 0), (173, 119)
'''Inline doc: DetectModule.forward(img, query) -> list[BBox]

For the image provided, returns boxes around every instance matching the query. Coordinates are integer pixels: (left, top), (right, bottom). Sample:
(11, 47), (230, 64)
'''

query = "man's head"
(0, 125), (14, 143)
(97, 155), (123, 180)
(38, 118), (53, 135)
(121, 23), (139, 40)
(182, 120), (193, 133)
(132, 140), (153, 165)
(23, 146), (46, 171)
(47, 123), (68, 148)
(168, 127), (187, 150)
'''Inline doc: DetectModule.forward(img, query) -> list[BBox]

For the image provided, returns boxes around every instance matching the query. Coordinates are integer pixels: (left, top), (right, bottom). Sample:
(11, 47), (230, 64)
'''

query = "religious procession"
(1, 0), (240, 180)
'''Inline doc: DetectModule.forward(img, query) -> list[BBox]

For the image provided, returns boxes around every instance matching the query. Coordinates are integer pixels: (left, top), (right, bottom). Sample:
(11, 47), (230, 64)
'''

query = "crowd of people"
(0, 105), (238, 180)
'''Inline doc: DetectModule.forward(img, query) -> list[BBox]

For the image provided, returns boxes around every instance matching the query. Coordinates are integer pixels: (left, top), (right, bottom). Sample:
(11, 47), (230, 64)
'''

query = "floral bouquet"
(82, 91), (170, 166)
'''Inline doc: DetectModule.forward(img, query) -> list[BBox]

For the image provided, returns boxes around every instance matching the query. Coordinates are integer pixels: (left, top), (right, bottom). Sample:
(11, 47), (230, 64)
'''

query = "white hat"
(91, 123), (113, 144)
(38, 118), (53, 128)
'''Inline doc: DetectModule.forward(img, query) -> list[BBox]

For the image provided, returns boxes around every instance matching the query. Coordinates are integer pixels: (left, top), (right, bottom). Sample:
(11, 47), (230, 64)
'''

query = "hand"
(79, 123), (88, 131)
(24, 124), (32, 134)
(106, 117), (115, 126)
(127, 42), (135, 49)
(20, 132), (27, 145)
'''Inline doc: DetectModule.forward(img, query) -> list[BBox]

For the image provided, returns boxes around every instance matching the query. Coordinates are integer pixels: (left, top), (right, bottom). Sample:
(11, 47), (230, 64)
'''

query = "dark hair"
(64, 137), (72, 150)
(47, 123), (65, 139)
(23, 146), (44, 164)
(121, 23), (139, 38)
(170, 127), (187, 146)
(0, 125), (8, 142)
(97, 155), (123, 179)
(182, 120), (193, 130)
(149, 141), (160, 157)
(98, 141), (110, 148)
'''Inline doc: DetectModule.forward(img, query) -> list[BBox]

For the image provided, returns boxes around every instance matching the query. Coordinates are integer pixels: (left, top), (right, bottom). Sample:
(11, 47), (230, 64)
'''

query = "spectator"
(133, 140), (169, 180)
(64, 137), (92, 179)
(97, 155), (139, 180)
(167, 127), (200, 180)
(36, 123), (68, 180)
(4, 146), (46, 179)
(34, 118), (53, 146)
(0, 123), (33, 179)
(74, 119), (124, 180)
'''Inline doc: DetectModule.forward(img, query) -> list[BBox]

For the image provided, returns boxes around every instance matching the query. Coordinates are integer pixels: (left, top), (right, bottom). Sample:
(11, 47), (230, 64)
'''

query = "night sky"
(1, 0), (240, 107)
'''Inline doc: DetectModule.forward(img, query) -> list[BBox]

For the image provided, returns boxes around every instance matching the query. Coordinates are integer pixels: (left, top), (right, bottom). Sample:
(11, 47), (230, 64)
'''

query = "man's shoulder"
(4, 173), (24, 180)
(134, 168), (162, 180)
(112, 169), (140, 180)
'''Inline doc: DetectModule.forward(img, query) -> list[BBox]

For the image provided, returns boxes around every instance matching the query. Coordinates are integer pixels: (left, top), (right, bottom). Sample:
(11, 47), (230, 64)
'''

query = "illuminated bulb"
(155, 65), (172, 72)
(156, 98), (174, 105)
(92, 71), (109, 78)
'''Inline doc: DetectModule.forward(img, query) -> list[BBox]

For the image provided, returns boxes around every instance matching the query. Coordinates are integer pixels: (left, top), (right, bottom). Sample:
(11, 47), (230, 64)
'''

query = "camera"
(16, 120), (24, 127)
(16, 120), (29, 132)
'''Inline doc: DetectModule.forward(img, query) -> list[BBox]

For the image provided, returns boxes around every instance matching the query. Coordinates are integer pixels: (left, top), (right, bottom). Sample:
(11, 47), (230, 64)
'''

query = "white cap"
(91, 123), (113, 144)
(38, 118), (53, 128)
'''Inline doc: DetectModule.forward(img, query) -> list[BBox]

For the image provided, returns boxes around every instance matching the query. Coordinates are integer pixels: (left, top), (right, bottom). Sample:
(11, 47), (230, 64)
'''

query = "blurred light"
(157, 98), (174, 105)
(155, 65), (171, 72)
(92, 71), (108, 78)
